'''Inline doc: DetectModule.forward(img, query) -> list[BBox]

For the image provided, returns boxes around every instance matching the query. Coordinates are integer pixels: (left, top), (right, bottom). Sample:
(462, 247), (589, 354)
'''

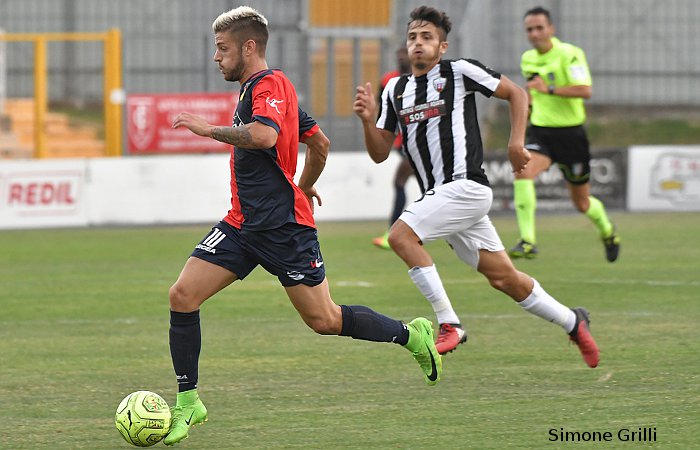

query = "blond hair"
(212, 6), (268, 34)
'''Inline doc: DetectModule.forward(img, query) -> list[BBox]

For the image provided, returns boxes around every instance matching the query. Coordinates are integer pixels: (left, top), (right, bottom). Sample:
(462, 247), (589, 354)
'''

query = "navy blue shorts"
(191, 221), (326, 287)
(525, 125), (591, 185)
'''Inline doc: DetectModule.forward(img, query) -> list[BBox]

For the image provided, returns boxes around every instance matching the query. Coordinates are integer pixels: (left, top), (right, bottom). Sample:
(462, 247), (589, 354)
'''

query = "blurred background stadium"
(0, 0), (698, 227)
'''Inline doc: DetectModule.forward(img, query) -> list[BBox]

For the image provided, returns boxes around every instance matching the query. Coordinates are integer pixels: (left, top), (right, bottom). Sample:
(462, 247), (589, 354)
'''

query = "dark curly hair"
(408, 6), (452, 41)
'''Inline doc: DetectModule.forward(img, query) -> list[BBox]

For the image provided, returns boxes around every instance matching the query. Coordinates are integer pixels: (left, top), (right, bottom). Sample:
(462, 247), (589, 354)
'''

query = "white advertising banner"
(0, 152), (417, 229)
(309, 151), (421, 222)
(0, 159), (88, 229)
(85, 155), (231, 225)
(628, 146), (700, 211)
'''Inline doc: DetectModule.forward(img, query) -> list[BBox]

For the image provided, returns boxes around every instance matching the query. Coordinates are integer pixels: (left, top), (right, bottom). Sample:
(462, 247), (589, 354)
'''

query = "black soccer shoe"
(602, 228), (620, 262)
(508, 239), (538, 259)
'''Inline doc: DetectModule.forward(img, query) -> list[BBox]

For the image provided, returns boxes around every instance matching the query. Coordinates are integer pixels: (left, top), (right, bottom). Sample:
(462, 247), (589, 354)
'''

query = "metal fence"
(460, 0), (700, 106)
(1, 0), (698, 151)
(0, 0), (309, 102)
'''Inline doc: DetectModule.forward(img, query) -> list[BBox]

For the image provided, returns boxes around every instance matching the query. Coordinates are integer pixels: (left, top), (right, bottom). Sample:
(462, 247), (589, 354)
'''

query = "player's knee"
(387, 231), (412, 252)
(386, 232), (400, 251)
(169, 283), (198, 312)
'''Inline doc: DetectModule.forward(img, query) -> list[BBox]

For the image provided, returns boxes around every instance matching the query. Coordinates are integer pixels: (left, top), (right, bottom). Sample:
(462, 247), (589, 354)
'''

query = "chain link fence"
(1, 0), (698, 151)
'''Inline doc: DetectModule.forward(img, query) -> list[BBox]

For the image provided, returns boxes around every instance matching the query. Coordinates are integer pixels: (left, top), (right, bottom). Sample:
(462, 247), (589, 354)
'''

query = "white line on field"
(0, 310), (663, 327)
(442, 278), (700, 287)
(461, 311), (659, 320)
(328, 277), (698, 289)
(335, 281), (375, 287)
(598, 371), (614, 382)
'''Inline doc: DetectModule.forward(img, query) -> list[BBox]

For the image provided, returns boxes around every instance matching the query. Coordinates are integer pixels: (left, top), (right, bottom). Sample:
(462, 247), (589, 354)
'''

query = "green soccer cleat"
(164, 389), (208, 446)
(372, 231), (391, 250)
(508, 239), (538, 259)
(404, 318), (442, 386)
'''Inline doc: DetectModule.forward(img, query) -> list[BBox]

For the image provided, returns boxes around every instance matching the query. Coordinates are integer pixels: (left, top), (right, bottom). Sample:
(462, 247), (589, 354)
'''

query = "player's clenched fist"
(508, 145), (531, 174)
(353, 82), (377, 122)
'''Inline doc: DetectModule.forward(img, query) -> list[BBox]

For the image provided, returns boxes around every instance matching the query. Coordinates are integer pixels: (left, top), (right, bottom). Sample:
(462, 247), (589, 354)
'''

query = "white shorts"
(399, 179), (505, 269)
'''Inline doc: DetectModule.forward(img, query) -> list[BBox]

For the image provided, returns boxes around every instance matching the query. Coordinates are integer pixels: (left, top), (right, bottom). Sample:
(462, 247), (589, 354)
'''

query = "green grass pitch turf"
(0, 212), (698, 449)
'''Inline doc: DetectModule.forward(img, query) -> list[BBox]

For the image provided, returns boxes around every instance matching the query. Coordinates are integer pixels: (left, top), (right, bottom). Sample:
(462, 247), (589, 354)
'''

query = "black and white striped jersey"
(376, 58), (501, 192)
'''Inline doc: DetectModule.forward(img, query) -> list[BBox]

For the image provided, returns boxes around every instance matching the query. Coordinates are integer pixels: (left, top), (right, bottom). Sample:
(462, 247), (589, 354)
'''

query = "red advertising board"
(127, 93), (237, 154)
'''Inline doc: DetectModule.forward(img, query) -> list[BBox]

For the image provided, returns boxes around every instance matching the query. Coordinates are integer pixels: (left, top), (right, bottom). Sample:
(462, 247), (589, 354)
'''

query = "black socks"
(339, 305), (408, 345)
(390, 183), (407, 225)
(169, 310), (201, 392)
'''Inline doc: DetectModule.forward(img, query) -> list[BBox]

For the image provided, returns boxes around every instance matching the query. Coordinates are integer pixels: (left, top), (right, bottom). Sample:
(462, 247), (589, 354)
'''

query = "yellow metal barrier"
(309, 0), (392, 26)
(0, 30), (123, 158)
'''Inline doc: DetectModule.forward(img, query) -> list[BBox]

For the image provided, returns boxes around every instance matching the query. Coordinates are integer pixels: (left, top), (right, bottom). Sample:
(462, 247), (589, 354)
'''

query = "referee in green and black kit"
(509, 6), (620, 262)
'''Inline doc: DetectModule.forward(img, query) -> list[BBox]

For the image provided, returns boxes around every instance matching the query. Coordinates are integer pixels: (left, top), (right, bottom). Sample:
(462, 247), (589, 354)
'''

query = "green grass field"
(1, 212), (698, 449)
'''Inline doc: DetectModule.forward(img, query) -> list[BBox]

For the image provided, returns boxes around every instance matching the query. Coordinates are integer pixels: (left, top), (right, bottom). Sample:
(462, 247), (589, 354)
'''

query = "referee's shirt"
(376, 58), (501, 193)
(520, 37), (591, 127)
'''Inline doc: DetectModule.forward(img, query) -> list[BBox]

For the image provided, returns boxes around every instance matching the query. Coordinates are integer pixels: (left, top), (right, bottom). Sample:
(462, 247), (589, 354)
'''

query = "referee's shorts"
(525, 124), (591, 185)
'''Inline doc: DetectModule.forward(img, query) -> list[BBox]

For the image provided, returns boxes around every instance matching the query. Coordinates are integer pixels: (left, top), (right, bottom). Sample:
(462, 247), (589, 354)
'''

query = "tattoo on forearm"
(211, 126), (254, 147)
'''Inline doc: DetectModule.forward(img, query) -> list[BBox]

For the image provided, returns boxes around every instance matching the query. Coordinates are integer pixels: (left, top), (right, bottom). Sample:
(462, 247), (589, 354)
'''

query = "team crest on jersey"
(239, 83), (250, 102)
(433, 77), (447, 92)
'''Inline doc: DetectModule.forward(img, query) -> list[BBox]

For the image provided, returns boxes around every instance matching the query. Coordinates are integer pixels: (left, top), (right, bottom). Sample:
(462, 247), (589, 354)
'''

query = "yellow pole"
(33, 37), (48, 158)
(103, 31), (112, 155)
(0, 31), (123, 159)
(103, 28), (123, 157)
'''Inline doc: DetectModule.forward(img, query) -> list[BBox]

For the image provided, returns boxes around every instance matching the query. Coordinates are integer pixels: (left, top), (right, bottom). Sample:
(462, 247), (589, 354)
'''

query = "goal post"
(0, 30), (123, 158)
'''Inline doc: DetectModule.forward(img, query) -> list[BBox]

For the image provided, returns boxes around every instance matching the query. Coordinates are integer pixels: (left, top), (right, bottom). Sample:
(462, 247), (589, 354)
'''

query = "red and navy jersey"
(224, 69), (316, 231)
(379, 70), (403, 149)
(298, 107), (319, 142)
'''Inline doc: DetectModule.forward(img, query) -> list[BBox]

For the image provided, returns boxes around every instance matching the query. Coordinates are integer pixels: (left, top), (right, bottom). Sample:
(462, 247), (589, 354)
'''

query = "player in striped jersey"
(354, 5), (599, 365)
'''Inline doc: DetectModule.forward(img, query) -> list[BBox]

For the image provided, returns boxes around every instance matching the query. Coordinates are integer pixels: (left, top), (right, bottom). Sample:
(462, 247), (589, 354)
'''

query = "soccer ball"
(115, 390), (171, 447)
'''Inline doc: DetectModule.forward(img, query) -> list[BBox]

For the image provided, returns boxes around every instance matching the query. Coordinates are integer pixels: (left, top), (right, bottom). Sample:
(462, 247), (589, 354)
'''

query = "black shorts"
(191, 221), (326, 287)
(525, 125), (591, 185)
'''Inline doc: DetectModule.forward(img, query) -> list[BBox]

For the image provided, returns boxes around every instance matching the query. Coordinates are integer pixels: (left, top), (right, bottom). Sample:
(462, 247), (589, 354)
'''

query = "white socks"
(519, 279), (576, 333)
(408, 264), (460, 325)
(408, 268), (575, 332)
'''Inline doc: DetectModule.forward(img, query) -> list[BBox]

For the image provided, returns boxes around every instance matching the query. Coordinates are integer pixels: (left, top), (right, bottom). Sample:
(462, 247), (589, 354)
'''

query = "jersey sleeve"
(251, 75), (286, 134)
(298, 107), (319, 142)
(565, 46), (592, 86)
(375, 77), (400, 134)
(456, 58), (501, 97)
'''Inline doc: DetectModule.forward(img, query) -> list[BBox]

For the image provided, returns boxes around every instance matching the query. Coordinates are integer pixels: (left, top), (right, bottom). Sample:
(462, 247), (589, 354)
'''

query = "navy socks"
(340, 305), (408, 345)
(169, 310), (201, 392)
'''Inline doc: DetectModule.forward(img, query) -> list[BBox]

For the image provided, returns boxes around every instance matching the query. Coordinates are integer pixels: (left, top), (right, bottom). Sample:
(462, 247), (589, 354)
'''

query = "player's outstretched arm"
(493, 75), (531, 174)
(298, 128), (330, 211)
(172, 112), (278, 149)
(353, 82), (395, 163)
